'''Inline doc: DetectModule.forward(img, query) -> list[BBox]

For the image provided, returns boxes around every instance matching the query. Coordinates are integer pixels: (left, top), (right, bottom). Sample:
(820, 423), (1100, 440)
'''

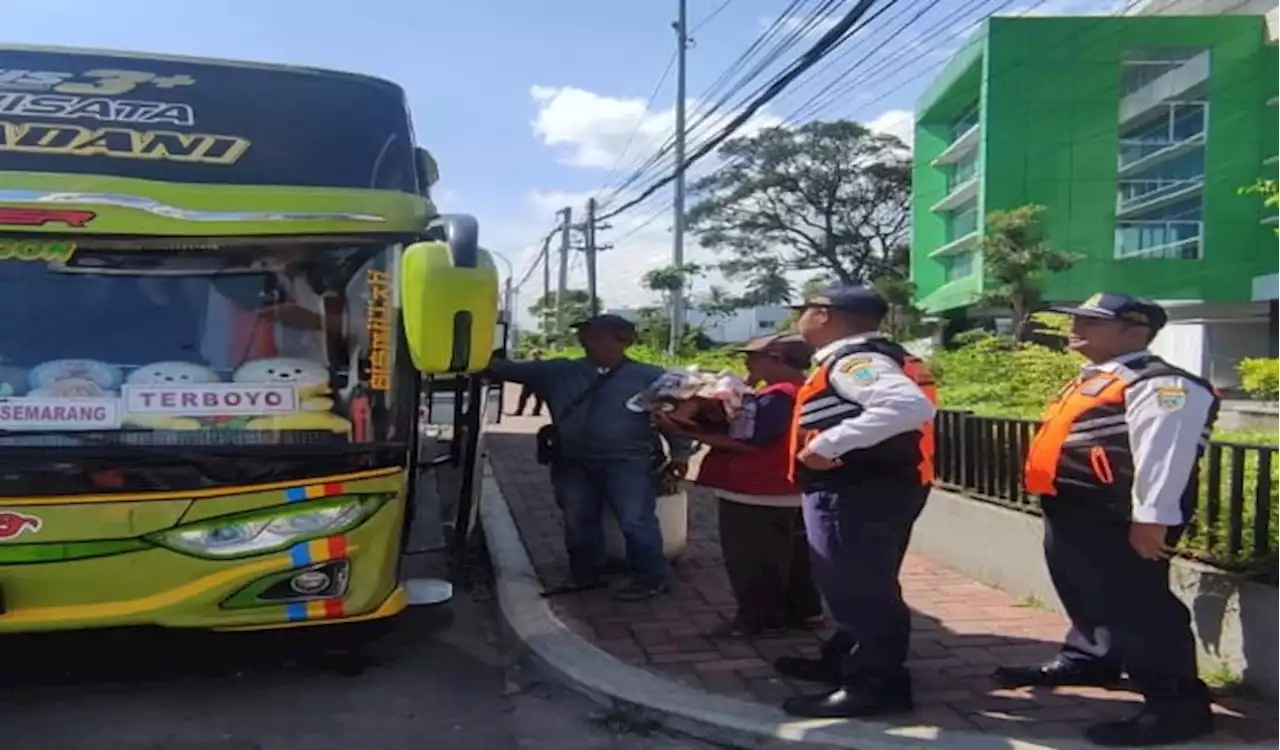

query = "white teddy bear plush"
(231, 357), (351, 434)
(122, 361), (223, 431)
(128, 361), (222, 387)
(28, 359), (121, 399)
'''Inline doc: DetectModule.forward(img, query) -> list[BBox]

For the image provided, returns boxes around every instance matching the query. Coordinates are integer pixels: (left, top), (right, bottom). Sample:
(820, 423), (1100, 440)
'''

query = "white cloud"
(517, 84), (793, 317)
(529, 84), (783, 171)
(866, 108), (915, 149)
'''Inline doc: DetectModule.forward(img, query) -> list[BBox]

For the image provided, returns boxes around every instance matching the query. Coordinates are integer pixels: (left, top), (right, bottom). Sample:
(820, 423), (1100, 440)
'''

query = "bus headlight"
(150, 496), (387, 559)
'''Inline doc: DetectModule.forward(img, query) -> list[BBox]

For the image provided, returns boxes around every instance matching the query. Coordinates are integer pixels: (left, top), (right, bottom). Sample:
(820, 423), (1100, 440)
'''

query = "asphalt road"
(0, 590), (713, 750)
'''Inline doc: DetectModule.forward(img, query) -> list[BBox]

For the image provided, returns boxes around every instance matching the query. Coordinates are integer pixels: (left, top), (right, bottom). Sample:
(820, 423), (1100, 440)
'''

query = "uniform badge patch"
(1155, 385), (1187, 412)
(836, 356), (878, 385)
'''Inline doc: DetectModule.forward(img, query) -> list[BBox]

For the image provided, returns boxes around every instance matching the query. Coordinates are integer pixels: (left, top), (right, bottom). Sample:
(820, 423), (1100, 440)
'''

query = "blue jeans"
(550, 457), (669, 586)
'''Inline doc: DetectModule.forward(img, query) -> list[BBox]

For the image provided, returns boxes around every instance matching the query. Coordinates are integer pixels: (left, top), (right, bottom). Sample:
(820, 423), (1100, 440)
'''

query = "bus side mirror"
(401, 216), (499, 374)
(416, 148), (440, 191)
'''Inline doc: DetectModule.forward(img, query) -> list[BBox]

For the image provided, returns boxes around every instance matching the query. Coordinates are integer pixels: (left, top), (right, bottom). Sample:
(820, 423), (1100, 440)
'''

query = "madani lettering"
(0, 121), (250, 165)
(0, 239), (76, 263)
(122, 384), (298, 416)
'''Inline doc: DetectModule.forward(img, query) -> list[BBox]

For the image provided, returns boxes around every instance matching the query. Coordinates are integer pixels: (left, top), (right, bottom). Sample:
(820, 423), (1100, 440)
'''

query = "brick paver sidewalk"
(486, 412), (1276, 744)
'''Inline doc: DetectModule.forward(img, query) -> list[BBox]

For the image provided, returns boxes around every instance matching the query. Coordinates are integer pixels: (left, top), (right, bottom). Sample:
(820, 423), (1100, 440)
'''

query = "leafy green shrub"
(1237, 358), (1279, 401)
(541, 344), (746, 373)
(930, 331), (1082, 417)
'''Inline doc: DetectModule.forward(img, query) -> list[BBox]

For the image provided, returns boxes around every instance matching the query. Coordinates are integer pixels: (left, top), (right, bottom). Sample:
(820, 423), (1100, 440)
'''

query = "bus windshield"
(0, 239), (408, 450)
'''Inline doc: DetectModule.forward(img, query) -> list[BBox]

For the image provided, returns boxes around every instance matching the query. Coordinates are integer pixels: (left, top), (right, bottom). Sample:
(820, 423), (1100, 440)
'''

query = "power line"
(512, 226), (560, 291)
(597, 0), (829, 207)
(605, 50), (678, 181)
(600, 0), (865, 213)
(781, 0), (1021, 125)
(690, 0), (737, 34)
(776, 0), (968, 124)
(793, 0), (1152, 132)
(598, 0), (887, 222)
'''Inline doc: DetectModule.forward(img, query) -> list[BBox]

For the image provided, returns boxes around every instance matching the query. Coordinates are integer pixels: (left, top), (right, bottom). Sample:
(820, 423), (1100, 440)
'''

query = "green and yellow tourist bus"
(0, 45), (500, 633)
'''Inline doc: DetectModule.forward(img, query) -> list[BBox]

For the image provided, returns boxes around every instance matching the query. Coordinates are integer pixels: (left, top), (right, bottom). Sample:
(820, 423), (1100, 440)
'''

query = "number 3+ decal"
(53, 69), (158, 96)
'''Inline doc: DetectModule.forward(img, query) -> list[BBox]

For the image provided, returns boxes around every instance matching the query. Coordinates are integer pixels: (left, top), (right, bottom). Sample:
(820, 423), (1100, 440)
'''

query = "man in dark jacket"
(489, 315), (691, 601)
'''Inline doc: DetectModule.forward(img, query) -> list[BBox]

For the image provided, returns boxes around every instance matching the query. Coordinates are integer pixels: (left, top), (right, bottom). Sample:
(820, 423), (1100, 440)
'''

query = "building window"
(947, 151), (979, 192)
(943, 250), (977, 282)
(1118, 103), (1206, 167)
(1115, 220), (1202, 260)
(951, 105), (979, 141)
(946, 205), (978, 241)
(1115, 46), (1209, 258)
(1117, 148), (1205, 211)
(1120, 47), (1205, 95)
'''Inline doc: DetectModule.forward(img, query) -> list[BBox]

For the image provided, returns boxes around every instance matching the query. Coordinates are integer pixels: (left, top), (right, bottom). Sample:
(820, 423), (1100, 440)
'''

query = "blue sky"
(5, 0), (1118, 319)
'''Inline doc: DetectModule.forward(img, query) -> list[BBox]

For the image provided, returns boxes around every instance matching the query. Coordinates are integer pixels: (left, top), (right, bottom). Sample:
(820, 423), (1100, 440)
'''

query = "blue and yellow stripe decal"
(283, 481), (347, 503)
(285, 598), (346, 621)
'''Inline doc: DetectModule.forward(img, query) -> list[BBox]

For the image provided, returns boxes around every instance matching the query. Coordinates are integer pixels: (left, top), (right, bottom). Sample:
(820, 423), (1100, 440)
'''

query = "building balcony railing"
(931, 176), (980, 213)
(1120, 51), (1210, 126)
(928, 230), (980, 259)
(931, 123), (980, 167)
(1118, 133), (1205, 175)
(1114, 219), (1203, 260)
(1116, 177), (1204, 217)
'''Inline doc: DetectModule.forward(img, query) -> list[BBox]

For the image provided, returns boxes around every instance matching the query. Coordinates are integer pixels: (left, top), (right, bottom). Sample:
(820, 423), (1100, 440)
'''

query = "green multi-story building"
(911, 11), (1278, 386)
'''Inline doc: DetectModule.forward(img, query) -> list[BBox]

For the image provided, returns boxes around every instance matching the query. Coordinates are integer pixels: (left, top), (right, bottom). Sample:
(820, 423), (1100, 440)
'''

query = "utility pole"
(540, 232), (552, 340)
(585, 198), (600, 316)
(555, 207), (572, 343)
(669, 0), (689, 355)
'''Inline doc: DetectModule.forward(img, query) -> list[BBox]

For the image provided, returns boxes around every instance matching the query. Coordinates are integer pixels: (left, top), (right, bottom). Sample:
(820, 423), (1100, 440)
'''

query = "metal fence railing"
(933, 410), (1278, 579)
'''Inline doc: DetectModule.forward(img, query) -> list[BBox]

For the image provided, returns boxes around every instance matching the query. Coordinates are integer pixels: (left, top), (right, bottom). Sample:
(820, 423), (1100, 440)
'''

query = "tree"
(873, 275), (926, 341)
(686, 120), (912, 290)
(641, 264), (713, 353)
(1241, 178), (1278, 237)
(696, 285), (742, 323)
(642, 263), (702, 309)
(977, 205), (1082, 340)
(719, 255), (794, 307)
(527, 289), (596, 338)
(778, 274), (833, 331)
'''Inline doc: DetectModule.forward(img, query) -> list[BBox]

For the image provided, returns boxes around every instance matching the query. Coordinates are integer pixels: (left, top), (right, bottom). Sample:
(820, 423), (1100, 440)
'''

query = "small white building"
(606, 305), (792, 344)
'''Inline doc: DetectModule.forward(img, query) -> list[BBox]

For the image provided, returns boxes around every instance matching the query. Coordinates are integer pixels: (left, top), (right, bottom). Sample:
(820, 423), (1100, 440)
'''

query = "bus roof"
(0, 45), (420, 194)
(0, 43), (407, 97)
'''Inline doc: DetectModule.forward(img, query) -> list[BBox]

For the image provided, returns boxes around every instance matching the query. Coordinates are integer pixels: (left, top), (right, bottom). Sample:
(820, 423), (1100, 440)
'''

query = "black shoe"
(992, 658), (1122, 688)
(539, 577), (607, 598)
(781, 680), (914, 719)
(1084, 706), (1213, 747)
(612, 580), (669, 602)
(773, 656), (841, 685)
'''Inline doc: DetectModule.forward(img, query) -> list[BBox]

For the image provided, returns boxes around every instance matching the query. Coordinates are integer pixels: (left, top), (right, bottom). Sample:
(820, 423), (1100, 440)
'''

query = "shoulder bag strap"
(560, 363), (627, 421)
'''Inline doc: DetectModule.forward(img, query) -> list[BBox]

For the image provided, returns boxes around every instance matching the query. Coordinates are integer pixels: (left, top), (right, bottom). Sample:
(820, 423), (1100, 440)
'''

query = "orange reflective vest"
(1023, 354), (1217, 517)
(788, 337), (937, 489)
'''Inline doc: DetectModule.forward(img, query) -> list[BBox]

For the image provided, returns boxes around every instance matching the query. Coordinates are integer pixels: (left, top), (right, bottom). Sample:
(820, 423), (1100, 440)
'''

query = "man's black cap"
(570, 314), (637, 337)
(794, 284), (889, 319)
(1049, 292), (1168, 331)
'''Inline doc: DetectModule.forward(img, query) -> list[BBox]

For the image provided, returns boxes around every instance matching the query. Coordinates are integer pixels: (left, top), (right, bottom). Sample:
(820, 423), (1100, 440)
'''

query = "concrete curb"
(479, 474), (1264, 750)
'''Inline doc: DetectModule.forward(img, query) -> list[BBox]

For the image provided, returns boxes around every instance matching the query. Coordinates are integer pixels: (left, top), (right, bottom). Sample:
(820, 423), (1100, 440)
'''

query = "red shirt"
(695, 381), (802, 497)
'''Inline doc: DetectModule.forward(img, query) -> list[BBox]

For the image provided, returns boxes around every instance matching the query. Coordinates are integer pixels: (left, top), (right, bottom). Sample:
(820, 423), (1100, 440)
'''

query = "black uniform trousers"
(1042, 501), (1209, 710)
(802, 478), (928, 684)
